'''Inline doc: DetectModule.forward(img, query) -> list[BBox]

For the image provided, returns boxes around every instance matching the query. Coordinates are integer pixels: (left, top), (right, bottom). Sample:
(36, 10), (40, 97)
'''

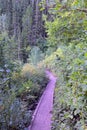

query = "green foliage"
(0, 32), (18, 68)
(0, 62), (48, 130)
(0, 80), (32, 130)
(42, 43), (87, 130)
(45, 0), (87, 48)
(21, 63), (48, 88)
(28, 46), (44, 65)
(42, 2), (87, 129)
(1, 0), (87, 130)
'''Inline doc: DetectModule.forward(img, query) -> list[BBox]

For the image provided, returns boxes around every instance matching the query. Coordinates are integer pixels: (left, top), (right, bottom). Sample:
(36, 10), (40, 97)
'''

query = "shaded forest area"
(0, 0), (87, 130)
(0, 0), (49, 129)
(0, 0), (48, 64)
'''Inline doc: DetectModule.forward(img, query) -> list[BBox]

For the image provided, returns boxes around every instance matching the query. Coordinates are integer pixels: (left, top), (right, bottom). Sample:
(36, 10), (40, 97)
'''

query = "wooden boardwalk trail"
(28, 70), (57, 130)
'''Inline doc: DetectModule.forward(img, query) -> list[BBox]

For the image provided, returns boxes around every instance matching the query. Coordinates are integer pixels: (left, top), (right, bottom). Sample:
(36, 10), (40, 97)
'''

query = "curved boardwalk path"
(28, 70), (57, 130)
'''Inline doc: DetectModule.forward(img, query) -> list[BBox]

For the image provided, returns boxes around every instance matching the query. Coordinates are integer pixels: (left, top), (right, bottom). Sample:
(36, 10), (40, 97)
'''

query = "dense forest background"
(0, 0), (87, 130)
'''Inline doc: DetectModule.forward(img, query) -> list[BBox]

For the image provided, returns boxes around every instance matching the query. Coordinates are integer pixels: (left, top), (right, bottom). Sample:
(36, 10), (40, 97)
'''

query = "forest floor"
(28, 70), (57, 130)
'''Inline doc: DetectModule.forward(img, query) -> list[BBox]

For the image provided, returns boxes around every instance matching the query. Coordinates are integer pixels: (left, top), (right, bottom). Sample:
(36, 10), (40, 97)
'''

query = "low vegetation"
(42, 44), (87, 130)
(0, 63), (48, 130)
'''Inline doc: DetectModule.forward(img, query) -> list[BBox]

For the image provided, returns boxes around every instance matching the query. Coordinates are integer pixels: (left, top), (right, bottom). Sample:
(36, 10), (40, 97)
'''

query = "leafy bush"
(21, 63), (48, 87)
(21, 63), (36, 78)
(41, 43), (87, 130)
(0, 63), (48, 130)
(42, 1), (87, 129)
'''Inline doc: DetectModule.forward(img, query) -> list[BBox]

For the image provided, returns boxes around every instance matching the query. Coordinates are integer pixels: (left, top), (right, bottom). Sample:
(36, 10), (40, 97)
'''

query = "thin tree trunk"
(18, 26), (22, 61)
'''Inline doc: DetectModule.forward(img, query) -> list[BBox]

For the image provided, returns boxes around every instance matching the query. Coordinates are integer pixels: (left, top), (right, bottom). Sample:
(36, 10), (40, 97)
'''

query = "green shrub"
(42, 43), (87, 130)
(0, 62), (48, 130)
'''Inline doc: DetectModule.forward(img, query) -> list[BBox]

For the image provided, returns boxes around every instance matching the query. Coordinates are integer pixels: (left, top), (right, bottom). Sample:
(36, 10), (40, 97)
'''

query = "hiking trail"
(28, 70), (57, 130)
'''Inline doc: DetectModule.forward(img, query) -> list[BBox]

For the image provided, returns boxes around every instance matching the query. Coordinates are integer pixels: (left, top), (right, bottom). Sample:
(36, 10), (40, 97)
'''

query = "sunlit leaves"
(84, 52), (87, 58)
(72, 0), (85, 8)
(45, 0), (87, 48)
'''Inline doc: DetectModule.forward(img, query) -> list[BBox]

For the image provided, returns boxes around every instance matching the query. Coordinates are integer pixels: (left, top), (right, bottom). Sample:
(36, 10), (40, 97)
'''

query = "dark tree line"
(0, 0), (48, 63)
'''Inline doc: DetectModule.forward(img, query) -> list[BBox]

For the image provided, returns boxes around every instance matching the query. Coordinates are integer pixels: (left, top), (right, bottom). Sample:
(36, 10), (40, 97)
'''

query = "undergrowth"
(40, 43), (87, 130)
(0, 63), (48, 130)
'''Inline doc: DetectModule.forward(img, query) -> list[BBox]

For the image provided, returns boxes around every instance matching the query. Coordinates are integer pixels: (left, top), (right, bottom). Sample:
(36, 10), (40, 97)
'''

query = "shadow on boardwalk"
(28, 70), (57, 130)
